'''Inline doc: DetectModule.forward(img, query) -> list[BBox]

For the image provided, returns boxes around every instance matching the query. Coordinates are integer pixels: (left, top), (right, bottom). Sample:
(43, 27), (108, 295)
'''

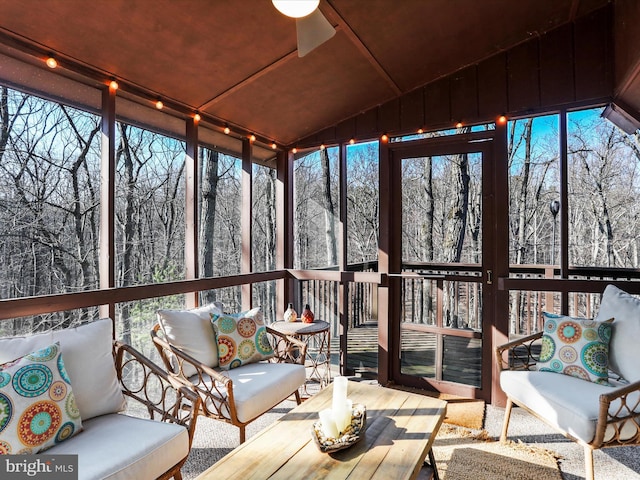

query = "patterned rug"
(432, 424), (562, 480)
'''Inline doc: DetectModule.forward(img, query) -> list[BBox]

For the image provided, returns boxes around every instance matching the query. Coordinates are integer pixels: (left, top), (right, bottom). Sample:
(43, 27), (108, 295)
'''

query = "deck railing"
(1, 263), (638, 377)
(293, 262), (640, 342)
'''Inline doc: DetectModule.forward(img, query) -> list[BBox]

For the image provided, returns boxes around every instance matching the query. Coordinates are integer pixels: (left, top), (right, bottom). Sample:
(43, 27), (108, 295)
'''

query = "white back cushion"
(0, 318), (125, 420)
(157, 303), (223, 377)
(595, 285), (640, 382)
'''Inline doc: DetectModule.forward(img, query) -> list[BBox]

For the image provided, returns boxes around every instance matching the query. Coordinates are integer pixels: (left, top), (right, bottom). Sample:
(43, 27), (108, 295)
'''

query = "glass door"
(389, 132), (495, 399)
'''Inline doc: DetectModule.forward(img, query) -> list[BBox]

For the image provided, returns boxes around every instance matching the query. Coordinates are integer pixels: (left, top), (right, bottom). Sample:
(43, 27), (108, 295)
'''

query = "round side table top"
(269, 320), (330, 335)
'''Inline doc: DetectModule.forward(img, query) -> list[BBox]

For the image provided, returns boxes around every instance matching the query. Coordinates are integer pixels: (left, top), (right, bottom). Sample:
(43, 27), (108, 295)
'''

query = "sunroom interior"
(1, 0), (639, 456)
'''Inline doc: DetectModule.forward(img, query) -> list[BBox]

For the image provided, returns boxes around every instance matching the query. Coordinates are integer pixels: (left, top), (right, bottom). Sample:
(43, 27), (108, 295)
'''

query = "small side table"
(268, 320), (331, 398)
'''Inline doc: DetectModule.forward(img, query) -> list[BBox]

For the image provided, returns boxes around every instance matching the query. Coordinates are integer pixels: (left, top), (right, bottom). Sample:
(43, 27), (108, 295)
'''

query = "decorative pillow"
(0, 343), (83, 454)
(595, 284), (640, 383)
(211, 307), (274, 370)
(157, 303), (224, 377)
(537, 312), (613, 386)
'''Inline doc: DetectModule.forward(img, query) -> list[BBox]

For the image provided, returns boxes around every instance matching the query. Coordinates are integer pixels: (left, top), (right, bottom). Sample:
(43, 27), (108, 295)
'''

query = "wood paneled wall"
(297, 5), (612, 148)
(614, 0), (640, 114)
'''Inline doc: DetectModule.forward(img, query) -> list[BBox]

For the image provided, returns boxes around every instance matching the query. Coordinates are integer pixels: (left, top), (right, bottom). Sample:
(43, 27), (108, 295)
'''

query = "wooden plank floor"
(326, 324), (482, 386)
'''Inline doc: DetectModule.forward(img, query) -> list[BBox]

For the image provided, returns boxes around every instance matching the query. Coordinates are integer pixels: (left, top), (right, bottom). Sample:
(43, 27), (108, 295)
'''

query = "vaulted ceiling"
(0, 0), (631, 150)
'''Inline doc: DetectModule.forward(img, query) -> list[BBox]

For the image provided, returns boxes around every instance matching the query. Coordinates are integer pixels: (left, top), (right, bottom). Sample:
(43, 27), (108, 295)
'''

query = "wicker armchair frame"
(496, 333), (640, 480)
(114, 341), (200, 480)
(151, 324), (307, 444)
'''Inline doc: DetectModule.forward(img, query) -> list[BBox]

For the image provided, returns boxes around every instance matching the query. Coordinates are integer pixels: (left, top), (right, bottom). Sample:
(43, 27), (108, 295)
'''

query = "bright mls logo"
(1, 455), (77, 479)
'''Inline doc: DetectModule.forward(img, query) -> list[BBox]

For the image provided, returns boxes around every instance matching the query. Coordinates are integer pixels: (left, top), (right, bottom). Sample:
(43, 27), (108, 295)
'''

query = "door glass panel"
(402, 153), (482, 265)
(400, 150), (484, 388)
(443, 335), (482, 387)
(400, 330), (436, 378)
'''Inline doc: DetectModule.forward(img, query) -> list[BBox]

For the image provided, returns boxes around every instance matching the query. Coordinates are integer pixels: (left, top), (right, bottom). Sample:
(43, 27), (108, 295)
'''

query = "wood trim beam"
(198, 51), (298, 111)
(185, 118), (199, 308)
(0, 272), (287, 322)
(276, 149), (295, 318)
(339, 143), (348, 374)
(497, 277), (640, 295)
(321, 2), (402, 96)
(559, 109), (570, 313)
(491, 121), (510, 406)
(241, 138), (253, 310)
(377, 137), (392, 385)
(288, 270), (382, 283)
(99, 85), (116, 320)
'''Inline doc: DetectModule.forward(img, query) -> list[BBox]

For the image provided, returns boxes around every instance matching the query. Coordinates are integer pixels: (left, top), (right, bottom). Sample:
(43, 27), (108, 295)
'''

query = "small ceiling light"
(155, 100), (164, 110)
(349, 138), (355, 145)
(271, 142), (277, 149)
(498, 115), (507, 125)
(292, 148), (298, 154)
(223, 125), (230, 135)
(250, 134), (256, 142)
(194, 113), (201, 122)
(109, 80), (119, 90)
(381, 134), (388, 142)
(417, 128), (424, 134)
(272, 0), (319, 18)
(46, 57), (58, 69)
(455, 122), (463, 128)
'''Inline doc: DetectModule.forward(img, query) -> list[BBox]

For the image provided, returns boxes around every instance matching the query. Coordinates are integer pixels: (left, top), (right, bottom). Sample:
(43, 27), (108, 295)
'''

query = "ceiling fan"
(272, 0), (336, 57)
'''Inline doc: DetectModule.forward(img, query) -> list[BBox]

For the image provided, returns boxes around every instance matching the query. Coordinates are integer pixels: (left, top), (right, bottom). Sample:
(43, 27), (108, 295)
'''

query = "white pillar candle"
(332, 376), (348, 411)
(335, 399), (353, 434)
(319, 408), (339, 438)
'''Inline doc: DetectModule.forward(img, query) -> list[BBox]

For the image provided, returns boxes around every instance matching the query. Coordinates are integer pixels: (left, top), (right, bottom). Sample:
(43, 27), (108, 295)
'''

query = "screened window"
(198, 147), (242, 306)
(294, 147), (340, 269)
(568, 108), (640, 268)
(346, 141), (379, 265)
(252, 163), (277, 273)
(114, 123), (186, 287)
(0, 86), (101, 299)
(508, 114), (560, 266)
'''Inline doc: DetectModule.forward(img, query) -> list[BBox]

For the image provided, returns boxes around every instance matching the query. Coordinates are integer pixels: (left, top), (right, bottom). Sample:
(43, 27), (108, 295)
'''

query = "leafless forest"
(1, 86), (639, 343)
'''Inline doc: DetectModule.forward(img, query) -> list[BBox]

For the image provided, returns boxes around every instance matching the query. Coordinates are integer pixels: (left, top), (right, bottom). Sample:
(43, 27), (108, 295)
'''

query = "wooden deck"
(327, 324), (482, 387)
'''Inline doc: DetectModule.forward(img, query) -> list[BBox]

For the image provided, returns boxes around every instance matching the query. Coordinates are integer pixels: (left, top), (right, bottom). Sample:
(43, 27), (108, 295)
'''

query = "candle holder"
(311, 403), (366, 453)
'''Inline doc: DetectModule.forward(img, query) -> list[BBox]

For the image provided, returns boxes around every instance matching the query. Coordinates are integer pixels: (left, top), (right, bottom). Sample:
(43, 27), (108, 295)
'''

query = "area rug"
(432, 424), (562, 480)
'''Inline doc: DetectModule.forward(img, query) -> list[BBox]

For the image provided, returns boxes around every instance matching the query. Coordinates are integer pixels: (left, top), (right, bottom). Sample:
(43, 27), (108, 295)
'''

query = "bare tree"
(320, 148), (338, 266)
(199, 148), (220, 304)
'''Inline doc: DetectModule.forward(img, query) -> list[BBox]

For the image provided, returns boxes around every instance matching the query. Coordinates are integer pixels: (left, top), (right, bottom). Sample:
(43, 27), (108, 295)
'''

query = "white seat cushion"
(195, 362), (305, 423)
(501, 370), (609, 444)
(595, 285), (640, 383)
(0, 319), (125, 421)
(47, 413), (189, 480)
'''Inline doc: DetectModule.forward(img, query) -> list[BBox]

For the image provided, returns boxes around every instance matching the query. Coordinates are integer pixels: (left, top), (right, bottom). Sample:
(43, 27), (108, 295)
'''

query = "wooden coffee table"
(196, 380), (447, 480)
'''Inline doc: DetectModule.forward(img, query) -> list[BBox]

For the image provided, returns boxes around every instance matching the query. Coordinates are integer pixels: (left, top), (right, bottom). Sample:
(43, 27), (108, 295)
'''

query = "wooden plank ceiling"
(0, 0), (612, 146)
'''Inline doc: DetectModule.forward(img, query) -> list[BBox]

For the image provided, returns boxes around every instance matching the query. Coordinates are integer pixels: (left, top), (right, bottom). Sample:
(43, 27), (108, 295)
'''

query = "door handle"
(486, 270), (493, 285)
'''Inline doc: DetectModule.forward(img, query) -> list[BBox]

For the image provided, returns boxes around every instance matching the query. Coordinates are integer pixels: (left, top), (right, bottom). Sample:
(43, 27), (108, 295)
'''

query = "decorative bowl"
(311, 403), (366, 453)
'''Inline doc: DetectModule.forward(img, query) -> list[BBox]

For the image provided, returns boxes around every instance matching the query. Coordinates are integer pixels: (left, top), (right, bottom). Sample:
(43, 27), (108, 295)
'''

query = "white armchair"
(151, 304), (307, 443)
(496, 285), (640, 480)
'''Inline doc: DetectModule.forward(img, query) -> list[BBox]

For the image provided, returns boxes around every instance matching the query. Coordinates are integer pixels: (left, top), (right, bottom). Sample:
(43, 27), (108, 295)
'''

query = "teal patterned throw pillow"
(211, 307), (274, 370)
(0, 343), (83, 454)
(536, 312), (614, 386)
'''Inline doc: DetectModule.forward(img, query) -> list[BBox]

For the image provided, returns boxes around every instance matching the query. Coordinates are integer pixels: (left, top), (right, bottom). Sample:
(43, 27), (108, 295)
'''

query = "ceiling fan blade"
(296, 9), (336, 57)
